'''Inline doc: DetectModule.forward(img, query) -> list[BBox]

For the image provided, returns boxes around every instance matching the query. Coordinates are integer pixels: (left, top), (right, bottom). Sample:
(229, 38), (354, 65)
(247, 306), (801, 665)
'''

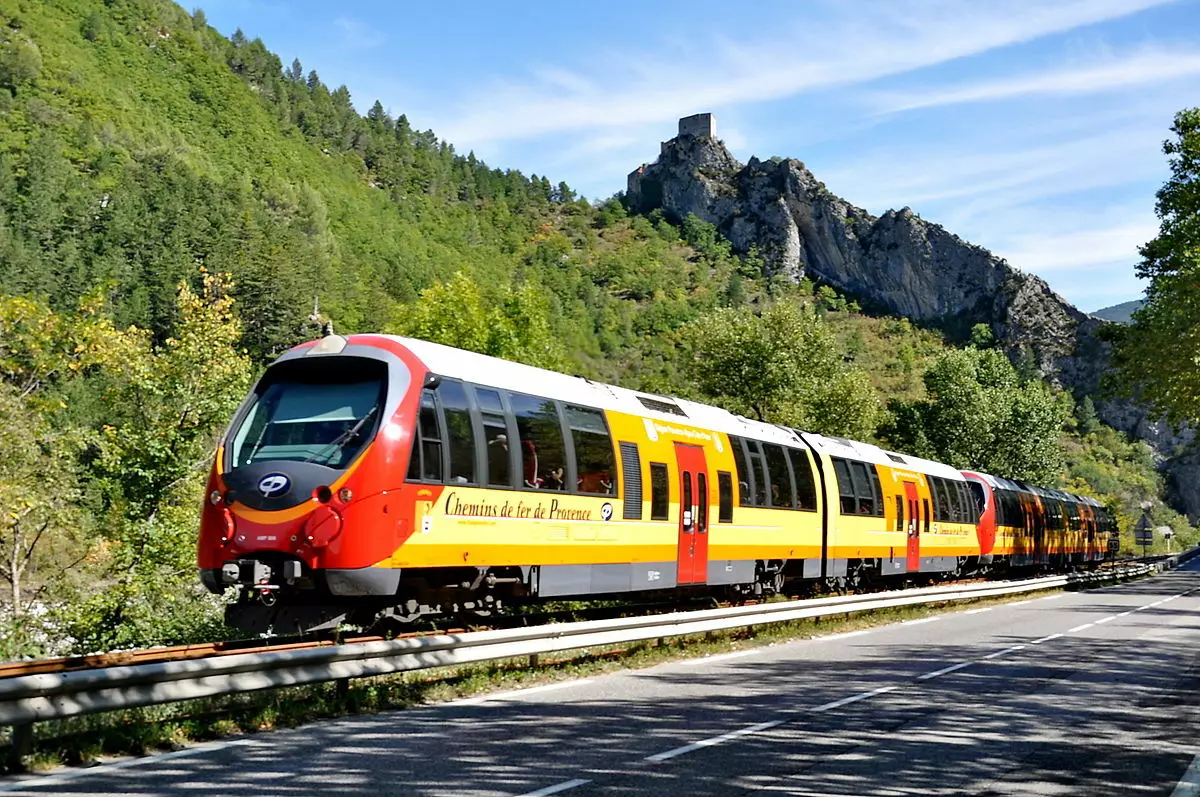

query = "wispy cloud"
(434, 0), (1174, 146)
(334, 17), (386, 50)
(872, 46), (1200, 114)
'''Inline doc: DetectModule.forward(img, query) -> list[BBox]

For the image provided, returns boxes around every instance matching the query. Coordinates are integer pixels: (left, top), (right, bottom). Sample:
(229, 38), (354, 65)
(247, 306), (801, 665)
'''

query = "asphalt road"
(7, 563), (1200, 797)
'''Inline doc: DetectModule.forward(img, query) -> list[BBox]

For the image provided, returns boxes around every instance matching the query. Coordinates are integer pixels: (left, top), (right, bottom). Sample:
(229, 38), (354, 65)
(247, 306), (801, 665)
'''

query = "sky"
(196, 0), (1200, 312)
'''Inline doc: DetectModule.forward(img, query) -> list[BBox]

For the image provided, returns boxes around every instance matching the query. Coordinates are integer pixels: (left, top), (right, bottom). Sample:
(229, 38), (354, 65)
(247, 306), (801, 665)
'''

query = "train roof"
(387, 335), (804, 448)
(966, 470), (1102, 507)
(799, 432), (966, 480)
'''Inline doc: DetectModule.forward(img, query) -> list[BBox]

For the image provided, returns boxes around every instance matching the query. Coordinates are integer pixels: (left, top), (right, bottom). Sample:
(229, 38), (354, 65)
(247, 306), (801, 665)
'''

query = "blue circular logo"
(258, 473), (291, 498)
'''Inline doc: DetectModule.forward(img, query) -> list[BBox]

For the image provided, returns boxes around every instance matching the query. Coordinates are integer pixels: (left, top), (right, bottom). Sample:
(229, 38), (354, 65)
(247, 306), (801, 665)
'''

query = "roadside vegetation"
(0, 0), (1193, 659)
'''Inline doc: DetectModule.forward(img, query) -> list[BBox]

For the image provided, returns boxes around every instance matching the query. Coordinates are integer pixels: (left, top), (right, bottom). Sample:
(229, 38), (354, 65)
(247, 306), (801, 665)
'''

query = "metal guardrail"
(0, 561), (1169, 729)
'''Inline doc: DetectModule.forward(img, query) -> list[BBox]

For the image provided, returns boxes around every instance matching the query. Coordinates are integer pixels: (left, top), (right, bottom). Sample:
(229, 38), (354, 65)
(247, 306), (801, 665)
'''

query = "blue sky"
(197, 0), (1199, 312)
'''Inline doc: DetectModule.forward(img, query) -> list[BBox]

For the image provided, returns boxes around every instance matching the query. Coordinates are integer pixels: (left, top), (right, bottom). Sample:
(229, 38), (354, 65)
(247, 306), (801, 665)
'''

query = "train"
(197, 334), (1119, 633)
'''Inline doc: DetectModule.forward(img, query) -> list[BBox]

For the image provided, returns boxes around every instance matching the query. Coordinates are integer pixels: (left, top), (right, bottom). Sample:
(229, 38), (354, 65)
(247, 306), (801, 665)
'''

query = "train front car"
(198, 334), (423, 633)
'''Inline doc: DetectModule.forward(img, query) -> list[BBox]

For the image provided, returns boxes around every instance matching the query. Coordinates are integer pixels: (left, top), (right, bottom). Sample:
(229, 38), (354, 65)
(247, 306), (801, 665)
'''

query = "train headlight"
(338, 488), (353, 504)
(209, 490), (222, 506)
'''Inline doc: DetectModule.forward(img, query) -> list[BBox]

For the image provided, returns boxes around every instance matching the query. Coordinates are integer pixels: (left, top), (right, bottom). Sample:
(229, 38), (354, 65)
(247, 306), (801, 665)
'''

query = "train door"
(904, 481), (920, 572)
(674, 442), (709, 584)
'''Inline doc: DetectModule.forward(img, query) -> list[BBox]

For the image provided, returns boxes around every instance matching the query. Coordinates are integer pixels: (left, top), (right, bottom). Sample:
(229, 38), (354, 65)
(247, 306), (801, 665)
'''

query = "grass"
(4, 582), (1088, 774)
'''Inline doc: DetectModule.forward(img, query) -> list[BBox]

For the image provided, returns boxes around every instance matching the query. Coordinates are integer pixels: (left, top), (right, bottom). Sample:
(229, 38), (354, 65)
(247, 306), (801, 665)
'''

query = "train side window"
(620, 442), (642, 520)
(833, 458), (856, 515)
(439, 380), (476, 485)
(869, 467), (885, 517)
(474, 387), (512, 488)
(509, 392), (567, 490)
(923, 498), (931, 534)
(565, 405), (616, 495)
(849, 460), (875, 516)
(697, 472), (708, 532)
(650, 462), (669, 521)
(407, 389), (444, 483)
(748, 440), (770, 506)
(730, 436), (755, 507)
(931, 477), (949, 522)
(718, 471), (733, 523)
(788, 448), (818, 511)
(763, 444), (795, 509)
(895, 495), (904, 531)
(947, 481), (965, 523)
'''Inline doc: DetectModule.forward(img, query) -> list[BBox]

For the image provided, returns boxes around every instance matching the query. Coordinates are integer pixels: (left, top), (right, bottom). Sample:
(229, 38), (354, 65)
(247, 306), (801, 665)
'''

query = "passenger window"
(895, 495), (904, 531)
(718, 471), (733, 523)
(946, 480), (963, 522)
(650, 462), (669, 520)
(849, 461), (874, 515)
(731, 437), (754, 507)
(763, 444), (795, 509)
(475, 387), (512, 488)
(923, 498), (931, 534)
(565, 405), (616, 495)
(697, 472), (708, 532)
(869, 467), (885, 517)
(509, 393), (566, 490)
(407, 389), (443, 482)
(419, 391), (443, 481)
(833, 458), (855, 515)
(932, 478), (948, 522)
(788, 448), (818, 511)
(748, 440), (769, 506)
(439, 381), (476, 485)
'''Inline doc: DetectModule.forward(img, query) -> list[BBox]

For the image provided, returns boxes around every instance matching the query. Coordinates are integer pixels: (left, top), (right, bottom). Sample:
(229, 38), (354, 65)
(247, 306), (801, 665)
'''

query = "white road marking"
(811, 685), (898, 713)
(1067, 623), (1095, 633)
(1117, 611), (1134, 617)
(679, 650), (755, 667)
(517, 779), (592, 796)
(1095, 616), (1116, 624)
(1032, 633), (1063, 644)
(1008, 600), (1032, 607)
(1170, 753), (1200, 797)
(1134, 605), (1151, 611)
(917, 661), (973, 681)
(964, 607), (993, 615)
(982, 645), (1027, 660)
(1039, 594), (1064, 601)
(812, 630), (872, 643)
(1163, 595), (1180, 603)
(0, 739), (255, 792)
(900, 617), (941, 626)
(645, 720), (786, 762)
(448, 680), (593, 706)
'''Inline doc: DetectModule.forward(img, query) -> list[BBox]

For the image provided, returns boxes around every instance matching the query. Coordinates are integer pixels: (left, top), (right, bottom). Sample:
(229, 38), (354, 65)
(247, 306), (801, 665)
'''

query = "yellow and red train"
(198, 334), (1117, 632)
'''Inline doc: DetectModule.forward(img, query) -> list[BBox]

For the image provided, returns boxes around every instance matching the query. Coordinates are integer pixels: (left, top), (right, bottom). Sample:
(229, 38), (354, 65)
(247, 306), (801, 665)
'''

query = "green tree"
(1110, 108), (1200, 425)
(682, 302), (881, 439)
(389, 271), (566, 370)
(883, 347), (1068, 483)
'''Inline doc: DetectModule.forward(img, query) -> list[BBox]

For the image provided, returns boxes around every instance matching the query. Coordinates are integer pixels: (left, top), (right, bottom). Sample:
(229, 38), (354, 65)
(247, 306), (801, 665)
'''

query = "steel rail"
(0, 558), (1178, 729)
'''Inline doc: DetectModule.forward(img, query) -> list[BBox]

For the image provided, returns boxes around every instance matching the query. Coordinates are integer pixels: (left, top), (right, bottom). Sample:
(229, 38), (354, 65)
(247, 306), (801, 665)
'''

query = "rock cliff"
(627, 116), (1197, 517)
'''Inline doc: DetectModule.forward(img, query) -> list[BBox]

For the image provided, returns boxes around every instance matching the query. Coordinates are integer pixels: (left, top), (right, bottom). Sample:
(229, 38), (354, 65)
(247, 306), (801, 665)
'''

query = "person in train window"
(522, 440), (541, 488)
(771, 483), (782, 506)
(599, 473), (613, 494)
(544, 466), (565, 491)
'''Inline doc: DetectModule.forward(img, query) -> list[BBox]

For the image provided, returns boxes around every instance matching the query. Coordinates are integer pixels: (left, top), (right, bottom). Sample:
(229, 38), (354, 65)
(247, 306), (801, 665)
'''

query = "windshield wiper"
(304, 407), (379, 465)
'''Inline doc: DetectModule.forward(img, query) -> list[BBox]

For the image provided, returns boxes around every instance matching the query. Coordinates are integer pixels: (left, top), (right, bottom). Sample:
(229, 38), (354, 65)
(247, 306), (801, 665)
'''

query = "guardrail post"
(6, 722), (32, 773)
(335, 678), (349, 701)
(528, 653), (539, 668)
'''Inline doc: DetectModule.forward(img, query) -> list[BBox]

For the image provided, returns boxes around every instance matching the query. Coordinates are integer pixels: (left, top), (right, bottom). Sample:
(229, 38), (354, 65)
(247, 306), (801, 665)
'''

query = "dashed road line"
(917, 661), (973, 681)
(964, 607), (993, 615)
(900, 617), (941, 626)
(982, 645), (1027, 660)
(645, 720), (787, 762)
(448, 680), (593, 706)
(811, 685), (898, 713)
(516, 779), (592, 796)
(1067, 622), (1095, 633)
(1008, 599), (1033, 607)
(812, 629), (872, 643)
(680, 651), (755, 667)
(1031, 633), (1064, 644)
(1095, 616), (1116, 625)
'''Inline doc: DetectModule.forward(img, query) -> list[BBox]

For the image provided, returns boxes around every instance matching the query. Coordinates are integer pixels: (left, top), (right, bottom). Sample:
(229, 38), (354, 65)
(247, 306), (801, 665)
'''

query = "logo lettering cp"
(258, 473), (291, 498)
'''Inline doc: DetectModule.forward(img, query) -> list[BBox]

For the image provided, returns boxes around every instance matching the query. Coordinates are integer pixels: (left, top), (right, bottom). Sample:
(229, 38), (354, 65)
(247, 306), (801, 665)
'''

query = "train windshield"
(228, 359), (388, 469)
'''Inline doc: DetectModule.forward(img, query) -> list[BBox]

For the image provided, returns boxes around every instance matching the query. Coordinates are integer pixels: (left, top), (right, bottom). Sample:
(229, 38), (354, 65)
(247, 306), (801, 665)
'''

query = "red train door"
(905, 481), (920, 572)
(674, 443), (709, 584)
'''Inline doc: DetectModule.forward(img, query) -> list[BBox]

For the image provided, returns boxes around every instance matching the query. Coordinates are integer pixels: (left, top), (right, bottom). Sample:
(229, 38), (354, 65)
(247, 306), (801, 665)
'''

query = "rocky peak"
(627, 114), (1197, 517)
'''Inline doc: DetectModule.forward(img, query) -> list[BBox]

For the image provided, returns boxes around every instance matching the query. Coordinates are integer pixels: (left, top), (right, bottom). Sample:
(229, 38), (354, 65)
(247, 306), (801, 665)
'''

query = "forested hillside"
(0, 0), (1191, 657)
